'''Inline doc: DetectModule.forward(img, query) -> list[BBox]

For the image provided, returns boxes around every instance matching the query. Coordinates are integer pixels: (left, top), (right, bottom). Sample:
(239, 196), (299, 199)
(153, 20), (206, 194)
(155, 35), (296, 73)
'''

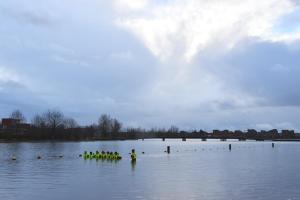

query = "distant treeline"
(0, 109), (299, 141)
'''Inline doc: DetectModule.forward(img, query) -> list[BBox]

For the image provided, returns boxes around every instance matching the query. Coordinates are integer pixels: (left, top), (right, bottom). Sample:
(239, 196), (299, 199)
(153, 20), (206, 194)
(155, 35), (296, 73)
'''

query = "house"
(282, 130), (295, 138)
(1, 118), (30, 130)
(1, 118), (21, 129)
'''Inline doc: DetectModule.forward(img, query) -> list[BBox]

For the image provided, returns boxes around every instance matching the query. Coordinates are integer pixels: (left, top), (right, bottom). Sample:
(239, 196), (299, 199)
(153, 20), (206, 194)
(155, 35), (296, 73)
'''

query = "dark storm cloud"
(220, 40), (300, 107)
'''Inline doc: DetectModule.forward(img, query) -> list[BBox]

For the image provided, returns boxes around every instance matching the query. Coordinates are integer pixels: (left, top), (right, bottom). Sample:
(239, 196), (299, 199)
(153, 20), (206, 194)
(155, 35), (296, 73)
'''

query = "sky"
(0, 0), (300, 131)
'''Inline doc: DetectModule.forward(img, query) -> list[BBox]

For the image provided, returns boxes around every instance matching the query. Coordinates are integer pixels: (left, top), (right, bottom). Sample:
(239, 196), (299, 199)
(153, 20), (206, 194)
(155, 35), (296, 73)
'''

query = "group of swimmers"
(83, 151), (122, 160)
(82, 149), (137, 162)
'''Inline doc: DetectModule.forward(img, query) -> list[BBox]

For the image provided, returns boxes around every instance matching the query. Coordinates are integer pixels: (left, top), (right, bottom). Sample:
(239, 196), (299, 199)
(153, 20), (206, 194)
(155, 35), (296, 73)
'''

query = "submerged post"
(167, 146), (170, 154)
(272, 143), (275, 148)
(229, 144), (232, 151)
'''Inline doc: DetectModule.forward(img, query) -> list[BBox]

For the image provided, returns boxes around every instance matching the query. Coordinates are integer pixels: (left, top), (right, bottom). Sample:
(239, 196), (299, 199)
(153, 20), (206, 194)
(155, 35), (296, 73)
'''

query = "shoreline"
(1, 138), (300, 143)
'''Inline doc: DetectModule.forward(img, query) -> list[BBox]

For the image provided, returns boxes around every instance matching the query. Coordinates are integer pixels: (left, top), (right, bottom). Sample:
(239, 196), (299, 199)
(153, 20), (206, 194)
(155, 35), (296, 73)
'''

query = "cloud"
(0, 66), (20, 82)
(110, 51), (134, 61)
(111, 0), (300, 129)
(0, 79), (48, 120)
(0, 6), (54, 26)
(270, 64), (291, 72)
(18, 11), (53, 26)
(116, 0), (300, 62)
(253, 121), (296, 131)
(1, 0), (300, 130)
(113, 0), (149, 11)
(52, 55), (90, 67)
(216, 40), (300, 107)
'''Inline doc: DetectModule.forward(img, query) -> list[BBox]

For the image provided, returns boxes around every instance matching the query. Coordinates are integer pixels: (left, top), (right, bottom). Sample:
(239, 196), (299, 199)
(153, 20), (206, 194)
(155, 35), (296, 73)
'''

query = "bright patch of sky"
(272, 6), (300, 33)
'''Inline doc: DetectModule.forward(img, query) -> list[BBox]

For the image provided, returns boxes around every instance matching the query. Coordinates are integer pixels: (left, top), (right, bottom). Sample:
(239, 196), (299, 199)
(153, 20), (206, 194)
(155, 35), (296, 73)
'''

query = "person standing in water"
(131, 149), (137, 161)
(83, 151), (88, 159)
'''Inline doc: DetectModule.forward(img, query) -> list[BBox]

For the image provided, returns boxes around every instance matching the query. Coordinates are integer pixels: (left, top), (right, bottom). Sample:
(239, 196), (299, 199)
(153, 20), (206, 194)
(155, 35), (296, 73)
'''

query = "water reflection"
(131, 160), (136, 171)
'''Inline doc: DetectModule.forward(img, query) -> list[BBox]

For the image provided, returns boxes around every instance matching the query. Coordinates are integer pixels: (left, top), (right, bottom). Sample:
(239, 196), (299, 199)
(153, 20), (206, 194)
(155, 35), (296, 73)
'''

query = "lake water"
(0, 139), (299, 200)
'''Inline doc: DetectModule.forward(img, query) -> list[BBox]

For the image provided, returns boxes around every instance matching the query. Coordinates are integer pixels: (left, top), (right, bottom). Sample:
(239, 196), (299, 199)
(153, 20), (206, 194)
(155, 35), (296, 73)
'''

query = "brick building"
(1, 118), (30, 129)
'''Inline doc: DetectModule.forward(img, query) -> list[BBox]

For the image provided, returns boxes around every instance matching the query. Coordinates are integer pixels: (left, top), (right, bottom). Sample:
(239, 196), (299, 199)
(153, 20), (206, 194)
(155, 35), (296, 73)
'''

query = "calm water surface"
(0, 139), (299, 200)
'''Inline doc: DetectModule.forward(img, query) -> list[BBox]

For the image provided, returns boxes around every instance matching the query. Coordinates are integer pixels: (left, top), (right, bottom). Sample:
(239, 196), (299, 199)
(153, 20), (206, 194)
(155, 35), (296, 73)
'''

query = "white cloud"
(264, 31), (300, 43)
(115, 0), (299, 62)
(52, 55), (89, 67)
(0, 66), (20, 82)
(113, 0), (148, 11)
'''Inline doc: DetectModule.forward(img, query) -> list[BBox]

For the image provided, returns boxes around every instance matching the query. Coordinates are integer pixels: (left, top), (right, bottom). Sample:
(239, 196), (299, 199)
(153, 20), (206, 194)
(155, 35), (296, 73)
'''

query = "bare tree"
(32, 114), (46, 128)
(111, 118), (122, 134)
(10, 110), (26, 123)
(43, 110), (65, 131)
(126, 127), (145, 133)
(168, 125), (179, 133)
(126, 127), (143, 139)
(98, 114), (112, 135)
(64, 118), (79, 129)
